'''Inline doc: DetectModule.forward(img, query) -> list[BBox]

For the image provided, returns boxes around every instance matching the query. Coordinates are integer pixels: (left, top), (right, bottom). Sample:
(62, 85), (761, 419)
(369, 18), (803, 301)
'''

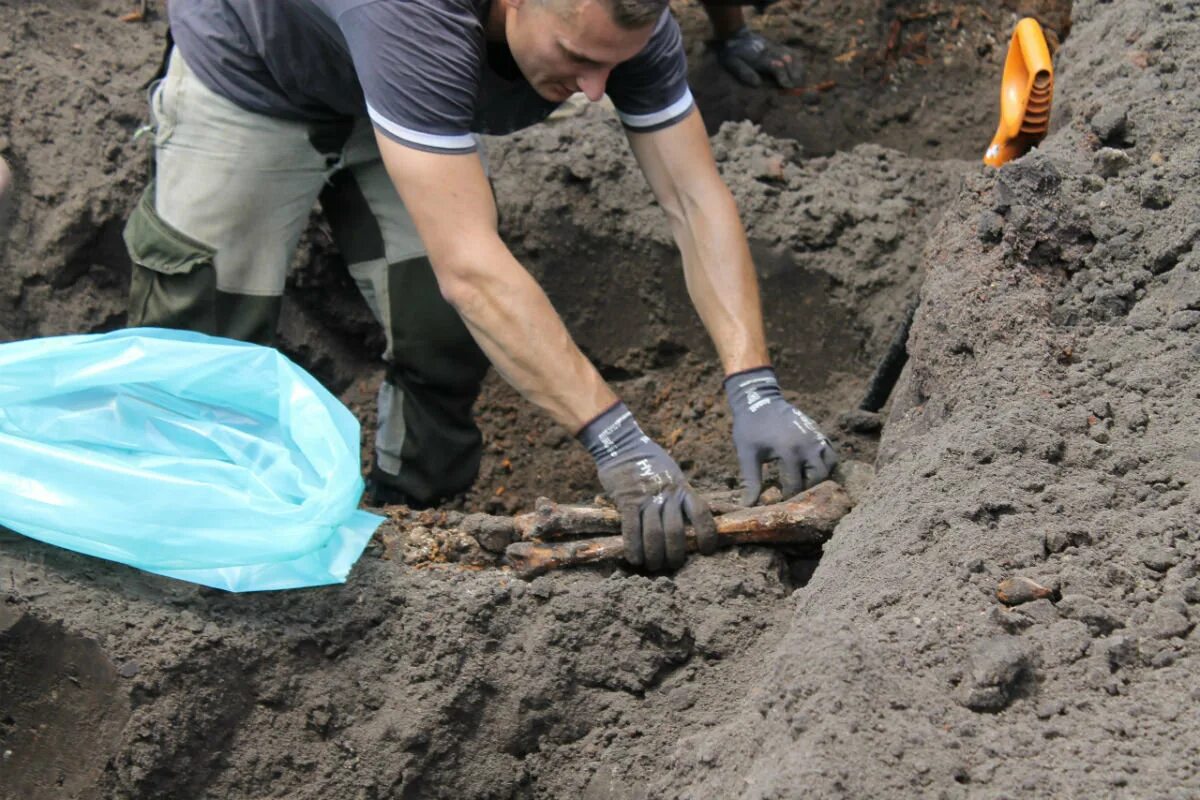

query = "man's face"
(504, 0), (656, 103)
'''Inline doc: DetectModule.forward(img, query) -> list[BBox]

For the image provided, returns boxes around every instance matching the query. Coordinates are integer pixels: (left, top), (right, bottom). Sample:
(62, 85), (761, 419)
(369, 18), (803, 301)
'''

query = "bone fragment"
(505, 481), (852, 578)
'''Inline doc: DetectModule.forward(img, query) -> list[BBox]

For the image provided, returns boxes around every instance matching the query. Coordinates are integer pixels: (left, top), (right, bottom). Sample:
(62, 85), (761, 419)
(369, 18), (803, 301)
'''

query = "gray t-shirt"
(169, 0), (694, 154)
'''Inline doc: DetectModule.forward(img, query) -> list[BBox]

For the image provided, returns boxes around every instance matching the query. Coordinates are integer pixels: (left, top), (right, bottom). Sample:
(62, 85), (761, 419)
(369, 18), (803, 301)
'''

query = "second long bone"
(460, 488), (772, 545)
(460, 484), (842, 547)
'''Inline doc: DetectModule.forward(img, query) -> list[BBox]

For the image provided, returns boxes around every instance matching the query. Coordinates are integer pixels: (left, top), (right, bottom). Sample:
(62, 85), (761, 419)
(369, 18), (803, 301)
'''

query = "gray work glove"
(579, 402), (718, 570)
(725, 367), (837, 505)
(714, 26), (803, 89)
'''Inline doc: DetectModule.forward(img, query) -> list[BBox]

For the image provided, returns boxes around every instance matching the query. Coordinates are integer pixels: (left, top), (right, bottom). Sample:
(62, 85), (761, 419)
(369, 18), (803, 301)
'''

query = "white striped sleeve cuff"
(367, 103), (478, 154)
(614, 87), (695, 133)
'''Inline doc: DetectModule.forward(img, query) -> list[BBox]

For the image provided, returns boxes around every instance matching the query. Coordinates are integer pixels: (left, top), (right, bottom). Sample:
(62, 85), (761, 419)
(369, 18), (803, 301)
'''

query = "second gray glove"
(725, 367), (837, 506)
(579, 402), (717, 570)
(715, 27), (803, 90)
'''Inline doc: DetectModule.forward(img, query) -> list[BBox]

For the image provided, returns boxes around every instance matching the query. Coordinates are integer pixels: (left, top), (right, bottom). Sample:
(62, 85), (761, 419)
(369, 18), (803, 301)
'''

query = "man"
(123, 0), (836, 571)
(702, 1), (803, 89)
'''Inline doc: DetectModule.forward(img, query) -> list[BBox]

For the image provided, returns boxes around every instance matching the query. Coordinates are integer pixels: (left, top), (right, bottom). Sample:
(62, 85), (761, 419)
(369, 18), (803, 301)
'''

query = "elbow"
(426, 250), (486, 314)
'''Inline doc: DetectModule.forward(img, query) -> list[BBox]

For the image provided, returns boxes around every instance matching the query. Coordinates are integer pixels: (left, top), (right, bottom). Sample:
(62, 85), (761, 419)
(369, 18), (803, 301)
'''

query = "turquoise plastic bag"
(0, 328), (383, 592)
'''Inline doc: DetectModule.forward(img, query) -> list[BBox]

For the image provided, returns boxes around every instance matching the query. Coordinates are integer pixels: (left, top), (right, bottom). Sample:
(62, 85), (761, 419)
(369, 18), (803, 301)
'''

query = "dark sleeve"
(605, 10), (695, 134)
(337, 0), (484, 154)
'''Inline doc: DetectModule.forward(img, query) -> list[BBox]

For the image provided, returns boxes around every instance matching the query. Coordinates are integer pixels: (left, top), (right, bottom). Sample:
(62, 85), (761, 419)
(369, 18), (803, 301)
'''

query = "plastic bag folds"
(0, 328), (383, 591)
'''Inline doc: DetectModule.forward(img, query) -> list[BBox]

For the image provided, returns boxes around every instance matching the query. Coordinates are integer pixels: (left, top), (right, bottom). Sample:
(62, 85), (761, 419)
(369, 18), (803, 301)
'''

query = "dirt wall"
(663, 1), (1200, 796)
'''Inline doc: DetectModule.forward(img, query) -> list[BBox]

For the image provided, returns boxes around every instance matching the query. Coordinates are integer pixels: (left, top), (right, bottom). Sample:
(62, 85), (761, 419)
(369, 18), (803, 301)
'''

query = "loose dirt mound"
(3, 0), (1198, 798)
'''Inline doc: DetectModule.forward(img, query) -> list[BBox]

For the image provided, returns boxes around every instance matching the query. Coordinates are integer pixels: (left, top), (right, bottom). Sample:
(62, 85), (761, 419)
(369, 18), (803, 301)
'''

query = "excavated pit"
(6, 0), (1200, 797)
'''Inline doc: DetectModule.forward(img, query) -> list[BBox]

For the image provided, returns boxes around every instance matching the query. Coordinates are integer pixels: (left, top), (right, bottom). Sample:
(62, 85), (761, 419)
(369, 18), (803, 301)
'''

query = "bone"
(460, 487), (779, 552)
(504, 481), (853, 578)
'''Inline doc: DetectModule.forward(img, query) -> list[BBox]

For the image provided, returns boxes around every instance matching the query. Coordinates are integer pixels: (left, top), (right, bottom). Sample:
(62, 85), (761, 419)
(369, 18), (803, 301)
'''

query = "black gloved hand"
(725, 367), (837, 506)
(579, 402), (717, 570)
(714, 26), (803, 89)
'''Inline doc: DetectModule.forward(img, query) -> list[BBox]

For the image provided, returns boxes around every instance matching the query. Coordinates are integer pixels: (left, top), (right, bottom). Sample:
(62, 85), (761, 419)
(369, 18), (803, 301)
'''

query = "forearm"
(376, 136), (616, 432)
(438, 234), (617, 432)
(665, 176), (770, 375)
(629, 114), (770, 375)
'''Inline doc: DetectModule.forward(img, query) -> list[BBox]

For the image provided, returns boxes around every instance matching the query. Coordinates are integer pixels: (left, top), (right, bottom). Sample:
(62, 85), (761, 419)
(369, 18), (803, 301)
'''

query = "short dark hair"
(603, 0), (667, 29)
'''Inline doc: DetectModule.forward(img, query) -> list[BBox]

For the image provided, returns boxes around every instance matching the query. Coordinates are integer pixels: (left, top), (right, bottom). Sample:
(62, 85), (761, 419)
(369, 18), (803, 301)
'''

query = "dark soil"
(3, 0), (1199, 798)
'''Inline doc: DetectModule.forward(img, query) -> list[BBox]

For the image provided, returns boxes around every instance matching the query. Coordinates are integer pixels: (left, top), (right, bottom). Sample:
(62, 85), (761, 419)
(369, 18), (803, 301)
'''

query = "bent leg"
(321, 122), (490, 506)
(124, 50), (328, 344)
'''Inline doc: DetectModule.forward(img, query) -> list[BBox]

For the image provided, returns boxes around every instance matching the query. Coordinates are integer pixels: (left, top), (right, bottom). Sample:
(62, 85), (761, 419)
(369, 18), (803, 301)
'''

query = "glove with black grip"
(714, 26), (803, 90)
(579, 402), (717, 570)
(725, 367), (837, 506)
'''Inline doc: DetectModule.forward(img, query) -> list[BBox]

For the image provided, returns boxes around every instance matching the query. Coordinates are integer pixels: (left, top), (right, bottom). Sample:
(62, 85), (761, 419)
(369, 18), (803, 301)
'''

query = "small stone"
(1151, 649), (1179, 668)
(1140, 545), (1179, 572)
(753, 153), (787, 182)
(1034, 699), (1065, 719)
(540, 427), (569, 448)
(1090, 104), (1130, 145)
(989, 605), (1031, 633)
(997, 576), (1054, 606)
(667, 686), (697, 712)
(1098, 635), (1137, 669)
(978, 210), (1005, 243)
(1181, 579), (1200, 605)
(1140, 180), (1173, 210)
(529, 576), (555, 600)
(1167, 311), (1200, 331)
(1044, 529), (1070, 553)
(1093, 148), (1131, 178)
(1147, 602), (1192, 640)
(1015, 599), (1061, 626)
(117, 661), (140, 679)
(958, 636), (1036, 712)
(1151, 225), (1200, 274)
(1057, 595), (1124, 635)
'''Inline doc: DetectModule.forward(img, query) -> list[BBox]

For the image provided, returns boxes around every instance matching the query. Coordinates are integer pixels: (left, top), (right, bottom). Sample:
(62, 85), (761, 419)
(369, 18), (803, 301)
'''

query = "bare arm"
(626, 110), (769, 375)
(375, 133), (616, 432)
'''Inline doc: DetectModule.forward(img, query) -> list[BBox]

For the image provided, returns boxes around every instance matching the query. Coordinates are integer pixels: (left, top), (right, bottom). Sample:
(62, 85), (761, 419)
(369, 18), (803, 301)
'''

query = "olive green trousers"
(124, 50), (489, 505)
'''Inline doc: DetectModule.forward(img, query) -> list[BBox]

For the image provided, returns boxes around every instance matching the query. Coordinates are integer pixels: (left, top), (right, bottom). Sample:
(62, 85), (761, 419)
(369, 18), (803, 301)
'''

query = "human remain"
(123, 0), (836, 571)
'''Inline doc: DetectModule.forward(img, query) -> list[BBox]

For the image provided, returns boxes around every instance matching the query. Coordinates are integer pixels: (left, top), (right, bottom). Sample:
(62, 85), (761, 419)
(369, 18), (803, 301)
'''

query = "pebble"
(1140, 179), (1173, 209)
(117, 661), (140, 679)
(1099, 635), (1138, 670)
(1094, 147), (1132, 178)
(1057, 595), (1125, 635)
(1090, 103), (1131, 145)
(978, 210), (1005, 242)
(958, 636), (1036, 712)
(529, 576), (555, 600)
(667, 686), (697, 712)
(1167, 310), (1200, 331)
(1147, 603), (1191, 640)
(996, 576), (1054, 606)
(1139, 545), (1179, 573)
(1035, 698), (1065, 719)
(1044, 528), (1070, 553)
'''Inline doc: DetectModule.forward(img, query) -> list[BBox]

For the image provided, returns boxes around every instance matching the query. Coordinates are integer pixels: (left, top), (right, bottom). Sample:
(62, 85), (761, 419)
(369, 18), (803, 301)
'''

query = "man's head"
(501, 0), (666, 103)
